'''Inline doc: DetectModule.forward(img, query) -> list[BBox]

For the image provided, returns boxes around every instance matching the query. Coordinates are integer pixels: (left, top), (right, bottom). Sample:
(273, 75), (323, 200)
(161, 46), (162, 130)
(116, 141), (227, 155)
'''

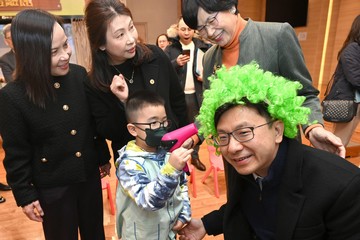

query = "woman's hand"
(110, 74), (129, 102)
(308, 126), (345, 158)
(22, 200), (44, 222)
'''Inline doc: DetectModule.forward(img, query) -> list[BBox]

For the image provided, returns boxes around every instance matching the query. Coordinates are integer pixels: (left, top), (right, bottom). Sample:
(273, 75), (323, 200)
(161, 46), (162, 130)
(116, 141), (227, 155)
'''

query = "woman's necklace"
(112, 65), (135, 84)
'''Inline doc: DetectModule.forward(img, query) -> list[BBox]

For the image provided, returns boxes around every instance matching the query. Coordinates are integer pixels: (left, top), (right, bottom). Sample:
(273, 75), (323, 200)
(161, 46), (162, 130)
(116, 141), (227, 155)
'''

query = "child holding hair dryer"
(115, 90), (193, 240)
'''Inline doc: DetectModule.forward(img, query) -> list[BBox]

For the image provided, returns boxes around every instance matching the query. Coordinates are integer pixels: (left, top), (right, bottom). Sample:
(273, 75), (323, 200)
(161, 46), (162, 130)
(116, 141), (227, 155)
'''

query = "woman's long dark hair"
(11, 9), (61, 109)
(85, 0), (152, 92)
(337, 15), (360, 60)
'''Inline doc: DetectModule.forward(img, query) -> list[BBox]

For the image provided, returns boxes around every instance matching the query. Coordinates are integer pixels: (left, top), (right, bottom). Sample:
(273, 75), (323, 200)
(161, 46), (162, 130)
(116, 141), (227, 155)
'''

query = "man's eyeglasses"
(132, 120), (171, 130)
(213, 121), (275, 146)
(197, 12), (219, 35)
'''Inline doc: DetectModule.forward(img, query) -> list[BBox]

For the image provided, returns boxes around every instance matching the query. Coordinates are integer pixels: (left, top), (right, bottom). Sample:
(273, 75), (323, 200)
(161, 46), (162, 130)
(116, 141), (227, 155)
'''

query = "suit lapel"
(276, 139), (306, 240)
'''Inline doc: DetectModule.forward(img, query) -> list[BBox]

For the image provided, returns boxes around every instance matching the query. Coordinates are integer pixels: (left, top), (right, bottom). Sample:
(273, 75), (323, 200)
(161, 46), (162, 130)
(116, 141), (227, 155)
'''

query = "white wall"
(126, 0), (178, 45)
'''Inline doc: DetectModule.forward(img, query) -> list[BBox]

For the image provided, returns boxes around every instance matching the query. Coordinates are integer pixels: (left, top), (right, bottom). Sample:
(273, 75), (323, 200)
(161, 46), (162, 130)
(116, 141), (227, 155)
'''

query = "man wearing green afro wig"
(178, 63), (360, 240)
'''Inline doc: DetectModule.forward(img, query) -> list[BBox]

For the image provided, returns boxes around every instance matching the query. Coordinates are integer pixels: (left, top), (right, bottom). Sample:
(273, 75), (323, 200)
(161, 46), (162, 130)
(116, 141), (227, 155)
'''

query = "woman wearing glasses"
(84, 0), (189, 161)
(181, 0), (345, 158)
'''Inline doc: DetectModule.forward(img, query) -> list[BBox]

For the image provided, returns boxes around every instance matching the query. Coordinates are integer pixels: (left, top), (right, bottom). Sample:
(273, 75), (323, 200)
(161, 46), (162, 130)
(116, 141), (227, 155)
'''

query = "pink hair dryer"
(160, 123), (198, 175)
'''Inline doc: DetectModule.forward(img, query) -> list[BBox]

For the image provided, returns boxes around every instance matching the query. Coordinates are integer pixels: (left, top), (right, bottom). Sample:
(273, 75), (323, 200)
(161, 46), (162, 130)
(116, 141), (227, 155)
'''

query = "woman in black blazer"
(84, 0), (188, 160)
(0, 9), (110, 240)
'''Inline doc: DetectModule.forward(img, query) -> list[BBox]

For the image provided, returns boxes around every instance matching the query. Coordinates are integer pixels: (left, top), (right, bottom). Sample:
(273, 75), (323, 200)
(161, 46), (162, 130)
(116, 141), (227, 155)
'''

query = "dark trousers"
(185, 93), (200, 159)
(38, 172), (105, 240)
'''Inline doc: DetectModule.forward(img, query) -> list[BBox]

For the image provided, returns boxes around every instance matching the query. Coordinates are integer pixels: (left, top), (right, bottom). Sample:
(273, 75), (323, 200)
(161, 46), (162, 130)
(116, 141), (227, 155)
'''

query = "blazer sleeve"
(201, 205), (225, 236)
(277, 23), (323, 129)
(340, 43), (360, 90)
(0, 88), (38, 207)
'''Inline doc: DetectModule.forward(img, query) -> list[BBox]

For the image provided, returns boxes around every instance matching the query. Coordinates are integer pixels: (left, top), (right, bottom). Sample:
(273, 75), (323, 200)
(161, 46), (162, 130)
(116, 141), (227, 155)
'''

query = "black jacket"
(325, 42), (360, 100)
(0, 64), (110, 207)
(202, 138), (360, 239)
(85, 45), (188, 160)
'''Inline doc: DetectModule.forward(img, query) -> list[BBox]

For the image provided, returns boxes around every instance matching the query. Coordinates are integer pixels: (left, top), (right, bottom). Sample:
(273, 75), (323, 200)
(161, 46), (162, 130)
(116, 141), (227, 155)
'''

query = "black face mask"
(144, 127), (168, 147)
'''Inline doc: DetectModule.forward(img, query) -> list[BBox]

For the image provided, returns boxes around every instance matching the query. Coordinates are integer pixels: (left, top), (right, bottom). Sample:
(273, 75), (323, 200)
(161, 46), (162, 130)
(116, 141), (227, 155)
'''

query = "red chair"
(201, 145), (224, 198)
(101, 177), (115, 215)
(188, 163), (197, 198)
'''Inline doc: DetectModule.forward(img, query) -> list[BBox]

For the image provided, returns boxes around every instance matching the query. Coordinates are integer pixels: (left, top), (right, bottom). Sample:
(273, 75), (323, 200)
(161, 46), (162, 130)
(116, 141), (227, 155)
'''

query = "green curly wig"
(196, 62), (312, 141)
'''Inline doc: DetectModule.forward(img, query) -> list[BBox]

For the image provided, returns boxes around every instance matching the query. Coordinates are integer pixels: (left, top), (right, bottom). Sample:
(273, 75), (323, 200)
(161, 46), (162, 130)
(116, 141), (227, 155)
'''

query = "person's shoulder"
(343, 42), (360, 54)
(301, 143), (360, 174)
(69, 63), (88, 76)
(67, 64), (88, 83)
(145, 44), (169, 61)
(143, 44), (158, 57)
(69, 63), (87, 72)
(254, 20), (293, 32)
(0, 80), (25, 99)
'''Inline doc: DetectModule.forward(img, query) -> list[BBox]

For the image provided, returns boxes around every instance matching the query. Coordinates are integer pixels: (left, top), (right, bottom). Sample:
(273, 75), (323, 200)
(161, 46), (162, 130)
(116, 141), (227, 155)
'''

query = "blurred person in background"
(165, 17), (210, 171)
(324, 15), (360, 147)
(156, 33), (170, 51)
(0, 23), (16, 83)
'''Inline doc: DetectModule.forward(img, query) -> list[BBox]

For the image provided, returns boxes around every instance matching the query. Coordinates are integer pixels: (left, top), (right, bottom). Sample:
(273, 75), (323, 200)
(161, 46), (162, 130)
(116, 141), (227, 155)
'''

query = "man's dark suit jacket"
(202, 138), (360, 239)
(0, 50), (15, 83)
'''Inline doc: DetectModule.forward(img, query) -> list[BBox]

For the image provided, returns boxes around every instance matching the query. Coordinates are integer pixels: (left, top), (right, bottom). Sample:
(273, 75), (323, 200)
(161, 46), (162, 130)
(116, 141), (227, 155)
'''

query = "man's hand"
(308, 126), (345, 158)
(172, 220), (185, 231)
(178, 219), (207, 240)
(176, 54), (190, 67)
(22, 200), (44, 222)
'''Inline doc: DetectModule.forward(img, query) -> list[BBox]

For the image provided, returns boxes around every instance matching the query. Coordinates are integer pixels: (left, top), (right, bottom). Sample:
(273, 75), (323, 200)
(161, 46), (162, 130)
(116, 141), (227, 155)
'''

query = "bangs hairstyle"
(12, 9), (62, 109)
(85, 0), (152, 92)
(182, 0), (238, 29)
(125, 90), (165, 123)
(196, 62), (312, 143)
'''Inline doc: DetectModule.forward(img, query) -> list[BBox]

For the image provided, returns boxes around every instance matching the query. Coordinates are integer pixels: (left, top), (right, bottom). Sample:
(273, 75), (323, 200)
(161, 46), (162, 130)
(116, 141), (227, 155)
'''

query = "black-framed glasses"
(213, 121), (275, 146)
(197, 12), (219, 35)
(132, 119), (171, 130)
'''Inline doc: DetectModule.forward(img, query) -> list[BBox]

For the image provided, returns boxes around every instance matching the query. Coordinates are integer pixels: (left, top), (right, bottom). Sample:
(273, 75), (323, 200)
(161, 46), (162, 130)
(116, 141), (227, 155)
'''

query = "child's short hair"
(125, 90), (165, 122)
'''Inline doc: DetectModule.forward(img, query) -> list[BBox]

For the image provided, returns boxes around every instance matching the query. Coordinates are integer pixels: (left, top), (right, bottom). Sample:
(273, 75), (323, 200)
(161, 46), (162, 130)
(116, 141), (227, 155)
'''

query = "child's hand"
(172, 220), (185, 231)
(181, 137), (194, 149)
(168, 147), (193, 171)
